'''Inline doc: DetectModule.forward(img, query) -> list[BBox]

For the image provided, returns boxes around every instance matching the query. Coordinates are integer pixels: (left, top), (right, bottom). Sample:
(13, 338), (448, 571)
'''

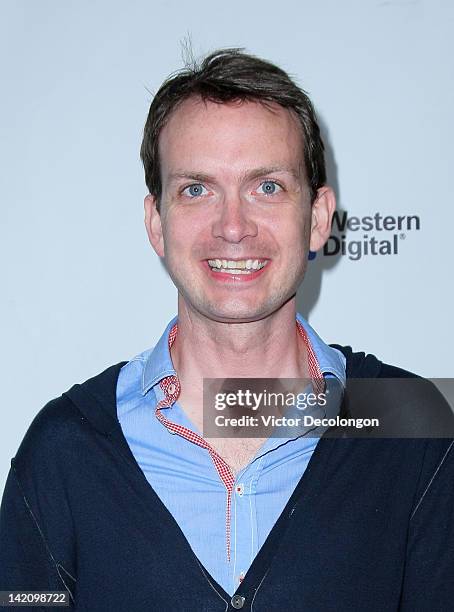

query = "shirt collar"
(142, 316), (178, 395)
(296, 312), (346, 386)
(142, 313), (345, 396)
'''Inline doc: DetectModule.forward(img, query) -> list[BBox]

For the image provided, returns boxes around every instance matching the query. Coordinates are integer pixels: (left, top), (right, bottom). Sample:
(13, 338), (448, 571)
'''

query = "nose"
(211, 192), (258, 243)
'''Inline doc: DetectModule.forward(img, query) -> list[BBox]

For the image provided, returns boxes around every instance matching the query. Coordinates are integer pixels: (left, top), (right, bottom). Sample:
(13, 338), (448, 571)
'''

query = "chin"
(208, 312), (268, 324)
(197, 297), (289, 324)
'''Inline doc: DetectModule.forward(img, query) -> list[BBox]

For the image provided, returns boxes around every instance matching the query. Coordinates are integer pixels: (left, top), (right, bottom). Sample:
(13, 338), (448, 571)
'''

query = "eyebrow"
(167, 165), (303, 185)
(168, 171), (214, 184)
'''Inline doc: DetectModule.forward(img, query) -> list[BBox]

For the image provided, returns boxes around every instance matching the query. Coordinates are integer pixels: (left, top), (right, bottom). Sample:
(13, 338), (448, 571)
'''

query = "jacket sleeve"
(399, 440), (454, 609)
(0, 398), (78, 608)
(0, 464), (75, 599)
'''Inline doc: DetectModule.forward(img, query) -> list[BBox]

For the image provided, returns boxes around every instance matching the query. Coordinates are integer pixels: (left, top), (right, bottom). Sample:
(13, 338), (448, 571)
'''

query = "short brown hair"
(140, 48), (326, 211)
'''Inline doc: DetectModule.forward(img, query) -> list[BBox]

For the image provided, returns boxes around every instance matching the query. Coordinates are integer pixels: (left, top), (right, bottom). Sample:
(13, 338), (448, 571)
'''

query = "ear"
(144, 195), (165, 257)
(309, 186), (336, 252)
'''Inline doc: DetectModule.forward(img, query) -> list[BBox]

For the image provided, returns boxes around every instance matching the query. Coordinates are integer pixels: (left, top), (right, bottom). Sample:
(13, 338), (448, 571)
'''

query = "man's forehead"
(162, 94), (300, 133)
(158, 96), (305, 179)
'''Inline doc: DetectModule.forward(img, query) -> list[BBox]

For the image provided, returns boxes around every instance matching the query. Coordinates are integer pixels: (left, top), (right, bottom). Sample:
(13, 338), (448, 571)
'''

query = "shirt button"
(231, 594), (245, 609)
(235, 483), (244, 497)
(167, 383), (176, 395)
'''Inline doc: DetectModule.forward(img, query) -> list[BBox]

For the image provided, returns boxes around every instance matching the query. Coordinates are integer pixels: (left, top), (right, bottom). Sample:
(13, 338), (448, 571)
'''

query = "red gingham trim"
(155, 319), (323, 562)
(296, 320), (325, 395)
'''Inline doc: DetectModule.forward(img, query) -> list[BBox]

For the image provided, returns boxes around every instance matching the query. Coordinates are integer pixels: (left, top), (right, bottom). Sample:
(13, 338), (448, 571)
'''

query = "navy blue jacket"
(1, 347), (453, 611)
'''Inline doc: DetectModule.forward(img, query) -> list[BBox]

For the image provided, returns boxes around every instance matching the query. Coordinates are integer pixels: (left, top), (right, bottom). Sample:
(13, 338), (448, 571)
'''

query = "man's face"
(145, 96), (331, 323)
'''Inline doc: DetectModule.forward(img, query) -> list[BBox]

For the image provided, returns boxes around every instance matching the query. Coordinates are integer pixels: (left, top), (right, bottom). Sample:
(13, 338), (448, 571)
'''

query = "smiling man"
(1, 49), (453, 612)
(142, 92), (335, 475)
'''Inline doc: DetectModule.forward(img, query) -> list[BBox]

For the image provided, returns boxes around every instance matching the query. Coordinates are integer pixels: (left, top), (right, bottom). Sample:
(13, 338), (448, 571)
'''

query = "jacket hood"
(331, 345), (383, 378)
(64, 362), (128, 437)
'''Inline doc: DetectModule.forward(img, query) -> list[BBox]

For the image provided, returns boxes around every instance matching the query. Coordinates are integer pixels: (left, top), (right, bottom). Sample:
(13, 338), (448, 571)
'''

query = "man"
(1, 49), (453, 611)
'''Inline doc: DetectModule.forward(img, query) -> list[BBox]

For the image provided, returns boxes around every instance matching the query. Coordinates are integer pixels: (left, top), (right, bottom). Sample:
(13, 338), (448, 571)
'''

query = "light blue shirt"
(117, 313), (346, 595)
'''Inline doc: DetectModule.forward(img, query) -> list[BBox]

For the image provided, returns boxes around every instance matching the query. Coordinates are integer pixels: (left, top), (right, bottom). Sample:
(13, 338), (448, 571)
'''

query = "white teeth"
(207, 258), (268, 273)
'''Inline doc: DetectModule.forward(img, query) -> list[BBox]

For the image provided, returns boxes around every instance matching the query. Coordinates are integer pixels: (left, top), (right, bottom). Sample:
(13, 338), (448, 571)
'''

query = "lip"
(202, 259), (270, 282)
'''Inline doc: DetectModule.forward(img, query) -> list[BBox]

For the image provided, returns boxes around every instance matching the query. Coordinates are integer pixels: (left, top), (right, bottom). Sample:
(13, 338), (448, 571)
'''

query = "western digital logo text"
(320, 212), (421, 261)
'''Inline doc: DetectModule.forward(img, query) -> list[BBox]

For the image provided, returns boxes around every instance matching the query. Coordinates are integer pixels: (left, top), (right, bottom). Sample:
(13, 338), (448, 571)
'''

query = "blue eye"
(183, 183), (208, 198)
(258, 180), (282, 195)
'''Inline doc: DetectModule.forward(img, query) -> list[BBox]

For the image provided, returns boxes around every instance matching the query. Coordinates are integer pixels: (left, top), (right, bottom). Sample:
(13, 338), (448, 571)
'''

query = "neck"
(170, 298), (309, 389)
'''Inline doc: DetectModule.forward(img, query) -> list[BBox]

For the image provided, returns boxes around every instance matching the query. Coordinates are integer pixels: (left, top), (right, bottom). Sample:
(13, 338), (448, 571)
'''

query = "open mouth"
(207, 258), (269, 275)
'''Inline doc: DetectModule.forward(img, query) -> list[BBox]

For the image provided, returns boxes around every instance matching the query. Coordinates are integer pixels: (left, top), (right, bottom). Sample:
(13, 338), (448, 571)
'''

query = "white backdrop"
(1, 0), (453, 493)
